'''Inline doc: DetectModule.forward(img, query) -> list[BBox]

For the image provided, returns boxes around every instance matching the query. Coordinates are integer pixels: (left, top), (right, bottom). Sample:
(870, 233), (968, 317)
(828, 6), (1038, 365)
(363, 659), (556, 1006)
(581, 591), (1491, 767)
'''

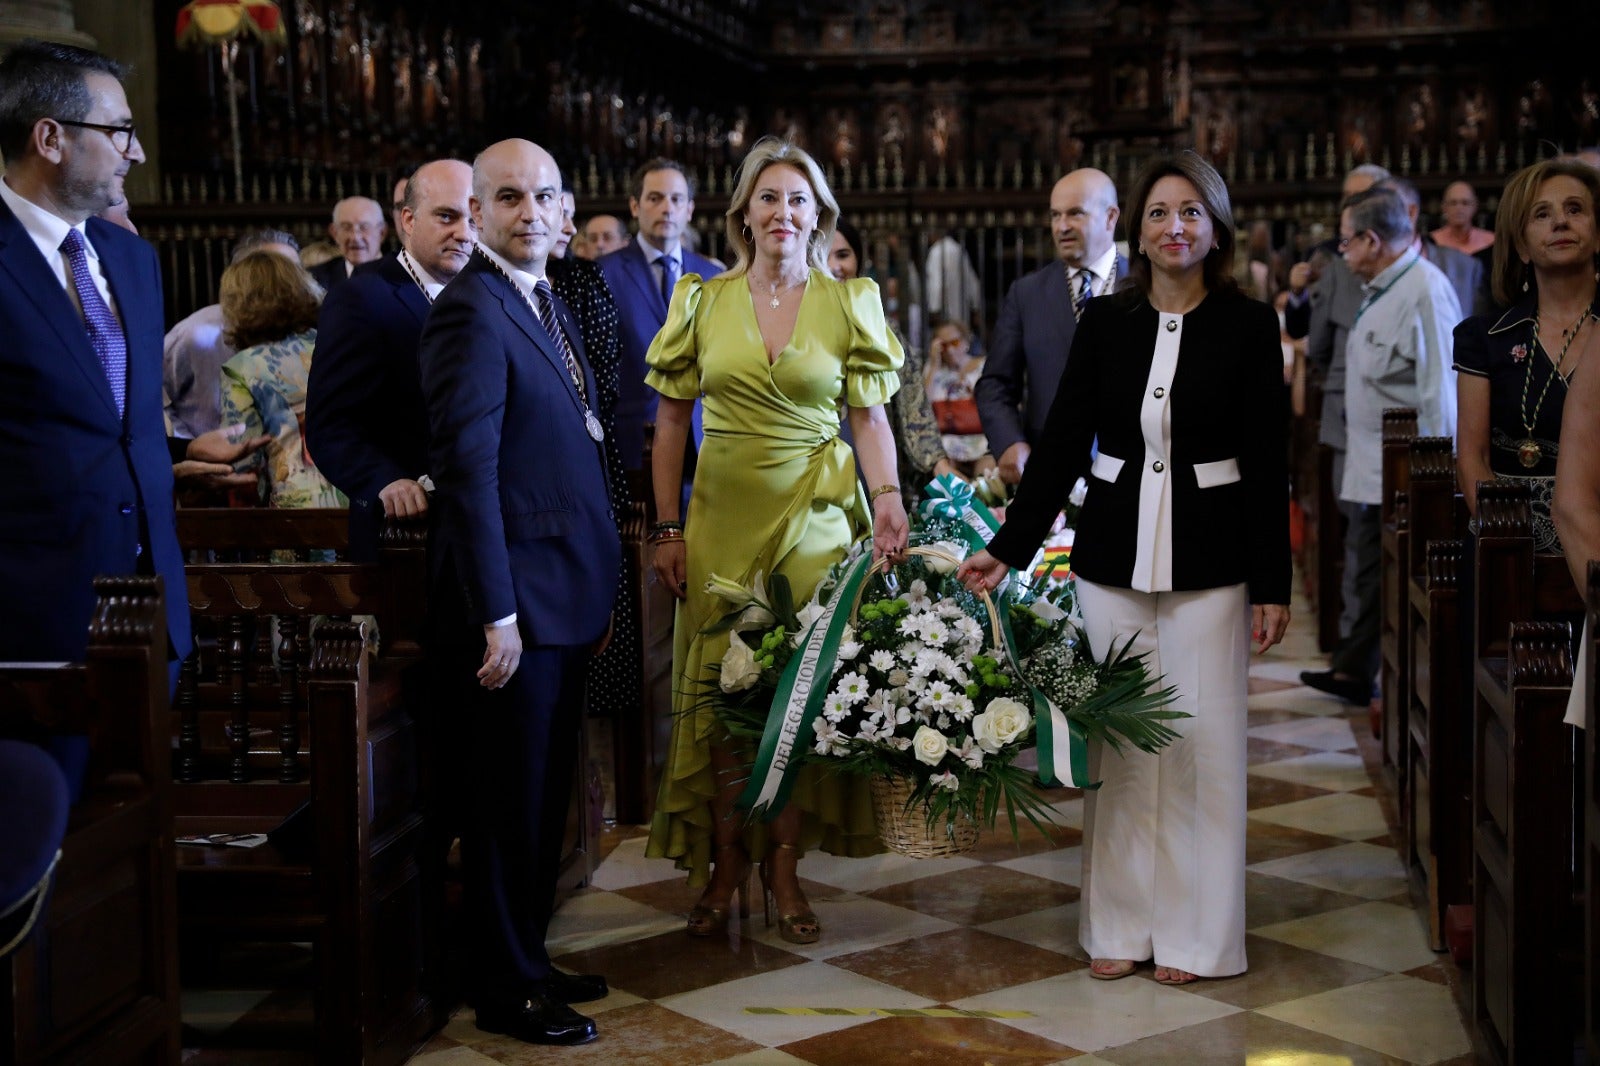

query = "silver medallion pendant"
(585, 410), (605, 442)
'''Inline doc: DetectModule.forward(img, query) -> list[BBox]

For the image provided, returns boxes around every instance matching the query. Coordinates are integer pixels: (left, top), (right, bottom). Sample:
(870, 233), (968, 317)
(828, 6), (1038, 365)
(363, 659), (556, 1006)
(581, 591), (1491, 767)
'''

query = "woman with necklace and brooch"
(1455, 158), (1600, 553)
(643, 138), (908, 945)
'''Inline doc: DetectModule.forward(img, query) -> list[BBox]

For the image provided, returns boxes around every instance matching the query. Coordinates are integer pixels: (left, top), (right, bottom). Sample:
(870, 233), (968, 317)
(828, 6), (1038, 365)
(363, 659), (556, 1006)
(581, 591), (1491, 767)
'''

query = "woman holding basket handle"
(644, 137), (908, 945)
(959, 153), (1291, 984)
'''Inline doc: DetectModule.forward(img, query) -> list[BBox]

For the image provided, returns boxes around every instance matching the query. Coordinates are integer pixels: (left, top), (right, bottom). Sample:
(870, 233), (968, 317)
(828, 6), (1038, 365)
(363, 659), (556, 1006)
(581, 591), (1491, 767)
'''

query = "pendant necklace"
(754, 271), (807, 310)
(1516, 308), (1589, 468)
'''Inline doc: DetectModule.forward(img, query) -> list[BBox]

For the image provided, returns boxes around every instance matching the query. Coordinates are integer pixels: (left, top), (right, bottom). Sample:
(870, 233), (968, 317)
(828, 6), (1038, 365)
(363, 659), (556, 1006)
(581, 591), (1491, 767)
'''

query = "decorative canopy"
(174, 0), (287, 49)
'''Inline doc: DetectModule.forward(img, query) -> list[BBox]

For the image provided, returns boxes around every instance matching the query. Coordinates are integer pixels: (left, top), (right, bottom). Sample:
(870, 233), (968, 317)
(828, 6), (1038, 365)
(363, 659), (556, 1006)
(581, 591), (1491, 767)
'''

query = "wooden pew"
(1585, 561), (1599, 1066)
(0, 577), (180, 1065)
(1400, 437), (1469, 951)
(1471, 481), (1584, 1066)
(1379, 407), (1418, 767)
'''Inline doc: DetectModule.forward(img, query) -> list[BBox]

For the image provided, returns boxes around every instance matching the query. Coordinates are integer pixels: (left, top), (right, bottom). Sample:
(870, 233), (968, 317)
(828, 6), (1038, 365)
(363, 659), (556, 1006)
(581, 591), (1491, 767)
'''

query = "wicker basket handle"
(846, 544), (1004, 649)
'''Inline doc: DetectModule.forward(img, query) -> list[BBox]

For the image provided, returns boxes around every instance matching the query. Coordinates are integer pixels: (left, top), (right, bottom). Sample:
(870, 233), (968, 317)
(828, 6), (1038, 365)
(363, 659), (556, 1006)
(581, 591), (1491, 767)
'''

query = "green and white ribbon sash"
(738, 551), (877, 819)
(918, 473), (1001, 553)
(996, 602), (1092, 789)
(922, 473), (1092, 789)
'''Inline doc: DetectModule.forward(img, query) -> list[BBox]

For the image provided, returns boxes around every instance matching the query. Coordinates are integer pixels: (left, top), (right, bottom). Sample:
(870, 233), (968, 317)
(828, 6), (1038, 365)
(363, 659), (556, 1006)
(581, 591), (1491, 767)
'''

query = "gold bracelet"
(869, 484), (900, 502)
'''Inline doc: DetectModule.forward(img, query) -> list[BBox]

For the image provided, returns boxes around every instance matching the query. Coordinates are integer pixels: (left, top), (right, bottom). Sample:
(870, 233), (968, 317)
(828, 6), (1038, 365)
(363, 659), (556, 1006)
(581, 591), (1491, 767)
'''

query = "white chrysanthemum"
(887, 667), (911, 688)
(906, 579), (932, 611)
(909, 651), (939, 678)
(936, 599), (964, 620)
(954, 617), (983, 645)
(822, 693), (851, 723)
(919, 678), (955, 711)
(936, 712), (952, 730)
(920, 618), (951, 646)
(897, 615), (924, 638)
(948, 694), (976, 722)
(838, 640), (862, 661)
(834, 673), (871, 705)
(868, 649), (897, 672)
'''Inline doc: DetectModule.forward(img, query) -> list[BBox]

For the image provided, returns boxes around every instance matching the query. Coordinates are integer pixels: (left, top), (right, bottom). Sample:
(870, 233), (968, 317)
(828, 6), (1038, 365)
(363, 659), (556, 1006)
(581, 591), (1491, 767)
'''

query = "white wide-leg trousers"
(1074, 579), (1252, 977)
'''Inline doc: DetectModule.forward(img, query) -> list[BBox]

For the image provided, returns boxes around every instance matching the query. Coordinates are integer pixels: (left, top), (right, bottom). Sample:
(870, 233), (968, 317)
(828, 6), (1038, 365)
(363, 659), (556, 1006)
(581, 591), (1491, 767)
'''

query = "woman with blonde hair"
(1456, 157), (1600, 549)
(219, 250), (344, 508)
(645, 137), (908, 944)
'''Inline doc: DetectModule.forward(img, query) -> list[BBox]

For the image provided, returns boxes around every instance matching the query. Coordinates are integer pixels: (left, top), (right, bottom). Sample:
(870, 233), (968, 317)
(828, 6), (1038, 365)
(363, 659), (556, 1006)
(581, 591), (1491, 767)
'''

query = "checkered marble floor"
(407, 585), (1478, 1066)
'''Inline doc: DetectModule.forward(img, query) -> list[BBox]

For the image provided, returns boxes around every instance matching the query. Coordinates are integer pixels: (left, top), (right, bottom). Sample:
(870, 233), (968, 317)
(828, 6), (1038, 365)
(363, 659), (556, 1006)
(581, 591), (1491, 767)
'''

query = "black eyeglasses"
(56, 119), (138, 155)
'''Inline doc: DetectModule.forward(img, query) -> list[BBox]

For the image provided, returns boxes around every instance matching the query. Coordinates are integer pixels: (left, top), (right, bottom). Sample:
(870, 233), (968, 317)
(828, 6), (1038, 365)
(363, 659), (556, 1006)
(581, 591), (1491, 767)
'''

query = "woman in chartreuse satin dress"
(645, 137), (910, 945)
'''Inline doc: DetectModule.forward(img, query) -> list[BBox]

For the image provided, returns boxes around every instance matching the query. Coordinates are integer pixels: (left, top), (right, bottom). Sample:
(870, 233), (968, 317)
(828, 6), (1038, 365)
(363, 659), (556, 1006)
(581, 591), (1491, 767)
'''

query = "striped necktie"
(60, 228), (127, 416)
(1072, 269), (1093, 321)
(532, 278), (587, 404)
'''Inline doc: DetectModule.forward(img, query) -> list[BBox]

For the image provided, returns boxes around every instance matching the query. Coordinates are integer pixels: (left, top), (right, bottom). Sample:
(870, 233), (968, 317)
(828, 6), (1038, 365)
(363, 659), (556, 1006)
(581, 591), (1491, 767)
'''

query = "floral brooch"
(1510, 343), (1529, 363)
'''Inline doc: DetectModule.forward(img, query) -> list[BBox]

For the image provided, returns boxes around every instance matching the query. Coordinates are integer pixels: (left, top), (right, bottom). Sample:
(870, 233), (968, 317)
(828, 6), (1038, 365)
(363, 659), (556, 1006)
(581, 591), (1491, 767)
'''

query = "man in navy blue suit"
(976, 168), (1126, 488)
(305, 158), (475, 557)
(418, 139), (620, 1047)
(0, 42), (192, 767)
(598, 157), (723, 484)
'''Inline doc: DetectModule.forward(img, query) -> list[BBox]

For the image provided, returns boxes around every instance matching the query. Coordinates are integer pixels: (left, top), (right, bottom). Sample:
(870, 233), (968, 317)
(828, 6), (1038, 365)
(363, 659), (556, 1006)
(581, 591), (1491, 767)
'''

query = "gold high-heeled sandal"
(760, 842), (820, 945)
(686, 842), (751, 937)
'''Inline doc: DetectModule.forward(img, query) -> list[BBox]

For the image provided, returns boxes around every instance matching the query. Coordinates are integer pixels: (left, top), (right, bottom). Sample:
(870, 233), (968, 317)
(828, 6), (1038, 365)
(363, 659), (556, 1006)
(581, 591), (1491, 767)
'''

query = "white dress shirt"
(0, 176), (122, 327)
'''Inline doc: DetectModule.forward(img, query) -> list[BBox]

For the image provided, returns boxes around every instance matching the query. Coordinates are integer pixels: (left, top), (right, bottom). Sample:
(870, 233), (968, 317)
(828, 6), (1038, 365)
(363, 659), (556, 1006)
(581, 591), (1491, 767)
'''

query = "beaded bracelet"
(869, 484), (900, 503)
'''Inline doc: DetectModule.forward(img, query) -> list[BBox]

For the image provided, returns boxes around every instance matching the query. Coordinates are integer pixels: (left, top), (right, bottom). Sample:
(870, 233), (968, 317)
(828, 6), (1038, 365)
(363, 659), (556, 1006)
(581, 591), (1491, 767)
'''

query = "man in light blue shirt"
(1302, 186), (1460, 705)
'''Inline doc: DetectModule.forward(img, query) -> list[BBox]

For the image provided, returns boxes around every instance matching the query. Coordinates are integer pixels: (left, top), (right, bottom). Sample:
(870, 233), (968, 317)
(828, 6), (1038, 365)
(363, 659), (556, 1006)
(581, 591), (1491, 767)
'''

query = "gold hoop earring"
(742, 224), (753, 244)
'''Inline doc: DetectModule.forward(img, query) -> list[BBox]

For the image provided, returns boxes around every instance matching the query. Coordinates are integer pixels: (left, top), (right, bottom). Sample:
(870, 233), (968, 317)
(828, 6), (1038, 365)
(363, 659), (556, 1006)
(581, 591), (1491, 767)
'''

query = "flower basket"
(870, 772), (978, 857)
(699, 474), (1183, 850)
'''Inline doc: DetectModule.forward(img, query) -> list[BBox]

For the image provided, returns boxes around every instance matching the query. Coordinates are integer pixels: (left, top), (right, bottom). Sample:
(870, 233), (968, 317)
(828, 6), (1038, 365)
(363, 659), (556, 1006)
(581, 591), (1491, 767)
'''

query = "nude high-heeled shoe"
(759, 842), (820, 945)
(686, 843), (751, 937)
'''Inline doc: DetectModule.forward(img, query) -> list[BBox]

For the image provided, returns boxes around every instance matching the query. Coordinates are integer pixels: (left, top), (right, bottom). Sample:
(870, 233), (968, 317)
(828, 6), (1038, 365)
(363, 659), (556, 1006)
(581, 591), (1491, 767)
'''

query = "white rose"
(912, 724), (950, 766)
(972, 696), (1032, 754)
(718, 631), (763, 693)
(922, 542), (967, 574)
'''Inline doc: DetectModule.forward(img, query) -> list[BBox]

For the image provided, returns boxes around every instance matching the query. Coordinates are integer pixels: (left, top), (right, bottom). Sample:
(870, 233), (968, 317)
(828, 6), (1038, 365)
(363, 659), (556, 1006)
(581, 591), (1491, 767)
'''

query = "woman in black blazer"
(960, 153), (1291, 985)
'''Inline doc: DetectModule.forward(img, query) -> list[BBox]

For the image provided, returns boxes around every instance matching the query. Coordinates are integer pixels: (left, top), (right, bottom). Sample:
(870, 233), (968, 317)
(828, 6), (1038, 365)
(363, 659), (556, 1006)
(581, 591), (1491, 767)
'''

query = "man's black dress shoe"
(1300, 669), (1373, 705)
(536, 969), (608, 1004)
(474, 994), (598, 1046)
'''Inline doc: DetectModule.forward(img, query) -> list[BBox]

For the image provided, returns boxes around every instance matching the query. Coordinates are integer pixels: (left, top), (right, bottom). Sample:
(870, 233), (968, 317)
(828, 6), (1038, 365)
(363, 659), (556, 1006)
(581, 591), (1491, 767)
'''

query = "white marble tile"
(1249, 689), (1352, 717)
(1046, 1057), (1119, 1066)
(1247, 716), (1360, 752)
(1248, 792), (1388, 841)
(978, 901), (1085, 960)
(546, 887), (686, 955)
(1047, 794), (1085, 829)
(404, 1046), (504, 1066)
(701, 1051), (814, 1066)
(996, 843), (1082, 886)
(658, 960), (932, 1047)
(1249, 750), (1372, 792)
(791, 848), (983, 893)
(1248, 841), (1407, 900)
(588, 836), (687, 890)
(1252, 901), (1436, 972)
(955, 968), (1240, 1052)
(743, 892), (959, 960)
(1258, 973), (1473, 1062)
